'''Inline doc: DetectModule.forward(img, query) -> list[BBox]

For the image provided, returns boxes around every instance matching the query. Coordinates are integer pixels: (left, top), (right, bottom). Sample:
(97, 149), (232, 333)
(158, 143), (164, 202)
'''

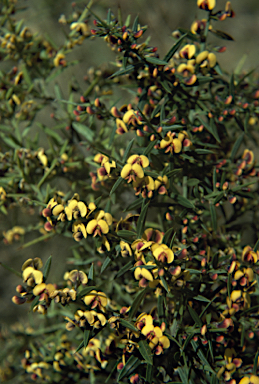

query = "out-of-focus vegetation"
(1, 0), (259, 383)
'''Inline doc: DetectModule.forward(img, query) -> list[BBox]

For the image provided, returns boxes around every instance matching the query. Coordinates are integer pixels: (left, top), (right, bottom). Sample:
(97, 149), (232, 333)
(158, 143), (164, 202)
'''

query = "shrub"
(1, 0), (259, 383)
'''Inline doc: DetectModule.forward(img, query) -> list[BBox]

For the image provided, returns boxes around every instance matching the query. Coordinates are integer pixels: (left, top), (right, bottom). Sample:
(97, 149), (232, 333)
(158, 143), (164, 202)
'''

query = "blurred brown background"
(1, 0), (259, 325)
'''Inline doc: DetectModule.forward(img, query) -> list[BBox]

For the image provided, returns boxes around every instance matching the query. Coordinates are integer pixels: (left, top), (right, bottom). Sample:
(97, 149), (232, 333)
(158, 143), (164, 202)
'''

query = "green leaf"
(188, 305), (202, 327)
(210, 29), (234, 41)
(116, 230), (137, 239)
(213, 191), (224, 205)
(110, 176), (124, 195)
(132, 15), (139, 32)
(122, 138), (135, 163)
(163, 33), (187, 62)
(157, 295), (165, 319)
(120, 319), (139, 332)
(254, 239), (259, 252)
(128, 287), (148, 319)
(178, 366), (189, 384)
(160, 275), (169, 293)
(110, 64), (139, 79)
(143, 140), (157, 156)
(197, 116), (220, 143)
(161, 80), (172, 93)
(72, 122), (94, 142)
(118, 356), (140, 381)
(37, 158), (59, 188)
(146, 363), (153, 383)
(115, 260), (134, 278)
(84, 329), (90, 348)
(166, 168), (182, 178)
(88, 263), (94, 280)
(136, 201), (150, 237)
(210, 203), (217, 231)
(0, 262), (21, 278)
(193, 295), (211, 303)
(230, 132), (244, 161)
(177, 195), (195, 209)
(163, 227), (175, 247)
(187, 178), (200, 187)
(30, 296), (40, 312)
(20, 233), (55, 249)
(43, 256), (52, 281)
(101, 256), (112, 273)
(138, 340), (153, 364)
(145, 57), (168, 66)
(74, 340), (84, 353)
(125, 198), (143, 211)
(79, 286), (97, 298)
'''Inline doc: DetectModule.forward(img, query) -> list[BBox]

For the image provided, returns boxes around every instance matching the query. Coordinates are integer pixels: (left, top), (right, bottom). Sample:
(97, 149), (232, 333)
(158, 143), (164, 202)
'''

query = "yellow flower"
(197, 0), (216, 11)
(152, 243), (174, 264)
(179, 44), (196, 59)
(240, 376), (259, 384)
(83, 290), (108, 312)
(53, 52), (66, 67)
(121, 163), (144, 183)
(70, 22), (89, 36)
(196, 50), (217, 68)
(120, 241), (133, 257)
(242, 245), (258, 263)
(86, 210), (112, 237)
(134, 266), (154, 287)
(116, 118), (128, 134)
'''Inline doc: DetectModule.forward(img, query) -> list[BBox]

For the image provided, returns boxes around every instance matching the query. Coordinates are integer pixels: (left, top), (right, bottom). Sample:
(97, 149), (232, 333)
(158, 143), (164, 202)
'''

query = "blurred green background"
(1, 0), (259, 325)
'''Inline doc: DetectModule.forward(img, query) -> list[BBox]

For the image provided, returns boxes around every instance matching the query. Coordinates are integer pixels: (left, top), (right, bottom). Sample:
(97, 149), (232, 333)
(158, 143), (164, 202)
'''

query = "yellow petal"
(23, 266), (34, 282)
(208, 52), (217, 67)
(121, 164), (132, 179)
(250, 375), (259, 384)
(132, 163), (144, 178)
(86, 219), (98, 234)
(159, 335), (170, 349)
(32, 270), (44, 284)
(98, 219), (109, 234)
(196, 50), (208, 64)
(230, 290), (242, 302)
(239, 379), (250, 384)
(78, 201), (87, 217)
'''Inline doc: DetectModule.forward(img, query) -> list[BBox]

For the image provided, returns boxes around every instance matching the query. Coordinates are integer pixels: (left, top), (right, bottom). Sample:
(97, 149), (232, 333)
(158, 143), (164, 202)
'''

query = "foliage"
(1, 0), (259, 383)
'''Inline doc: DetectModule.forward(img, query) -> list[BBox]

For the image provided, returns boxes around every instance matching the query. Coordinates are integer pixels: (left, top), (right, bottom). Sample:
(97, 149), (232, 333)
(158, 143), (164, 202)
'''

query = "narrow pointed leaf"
(43, 256), (52, 281)
(72, 122), (94, 142)
(138, 340), (153, 364)
(110, 176), (124, 195)
(84, 329), (90, 348)
(136, 201), (150, 237)
(128, 287), (148, 319)
(118, 356), (140, 380)
(122, 138), (135, 163)
(163, 33), (187, 62)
